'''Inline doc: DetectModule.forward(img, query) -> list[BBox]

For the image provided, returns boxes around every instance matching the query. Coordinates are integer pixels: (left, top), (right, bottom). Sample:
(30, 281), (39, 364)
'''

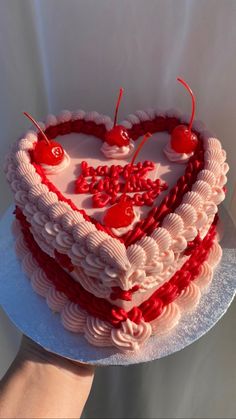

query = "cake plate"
(0, 205), (235, 366)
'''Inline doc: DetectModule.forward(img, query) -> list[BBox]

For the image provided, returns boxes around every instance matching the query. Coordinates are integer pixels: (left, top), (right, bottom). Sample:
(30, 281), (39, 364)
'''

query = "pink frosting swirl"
(15, 235), (29, 259)
(31, 268), (51, 297)
(111, 319), (152, 352)
(176, 283), (201, 312)
(151, 303), (181, 335)
(22, 253), (38, 276)
(46, 287), (68, 312)
(61, 302), (86, 333)
(194, 262), (213, 290)
(85, 317), (113, 347)
(101, 140), (135, 159)
(207, 242), (222, 267)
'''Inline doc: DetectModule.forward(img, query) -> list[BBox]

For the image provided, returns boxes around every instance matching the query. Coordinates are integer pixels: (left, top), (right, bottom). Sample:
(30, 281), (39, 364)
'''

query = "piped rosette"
(101, 88), (135, 159)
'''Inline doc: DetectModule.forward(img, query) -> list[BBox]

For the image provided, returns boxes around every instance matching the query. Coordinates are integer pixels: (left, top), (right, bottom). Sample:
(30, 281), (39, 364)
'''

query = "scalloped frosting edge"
(12, 218), (222, 353)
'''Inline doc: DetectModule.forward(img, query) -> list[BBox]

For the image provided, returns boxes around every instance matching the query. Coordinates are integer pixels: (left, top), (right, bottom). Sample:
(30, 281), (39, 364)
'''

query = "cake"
(4, 81), (228, 353)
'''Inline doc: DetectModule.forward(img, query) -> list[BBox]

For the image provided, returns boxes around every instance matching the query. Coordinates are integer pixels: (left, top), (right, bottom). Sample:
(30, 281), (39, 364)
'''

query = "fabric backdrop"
(0, 1), (236, 417)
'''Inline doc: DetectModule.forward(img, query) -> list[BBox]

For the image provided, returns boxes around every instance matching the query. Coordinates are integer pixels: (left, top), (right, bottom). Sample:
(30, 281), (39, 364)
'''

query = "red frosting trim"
(110, 285), (140, 301)
(33, 117), (204, 246)
(15, 207), (217, 327)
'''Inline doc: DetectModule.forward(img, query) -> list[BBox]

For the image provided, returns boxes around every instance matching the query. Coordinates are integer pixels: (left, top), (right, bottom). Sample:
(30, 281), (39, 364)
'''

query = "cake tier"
(13, 209), (222, 352)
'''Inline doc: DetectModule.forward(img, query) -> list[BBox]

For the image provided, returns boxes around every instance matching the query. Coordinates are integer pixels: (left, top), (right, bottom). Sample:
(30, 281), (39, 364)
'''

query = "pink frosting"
(207, 242), (222, 267)
(61, 302), (86, 333)
(22, 253), (38, 276)
(176, 283), (201, 312)
(15, 234), (29, 259)
(46, 287), (68, 312)
(31, 268), (51, 297)
(111, 319), (152, 352)
(84, 317), (113, 347)
(194, 262), (213, 290)
(13, 224), (223, 352)
(151, 303), (181, 335)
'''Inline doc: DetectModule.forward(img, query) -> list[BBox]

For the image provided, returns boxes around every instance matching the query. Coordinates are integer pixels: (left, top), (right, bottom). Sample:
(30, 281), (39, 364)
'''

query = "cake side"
(12, 211), (222, 352)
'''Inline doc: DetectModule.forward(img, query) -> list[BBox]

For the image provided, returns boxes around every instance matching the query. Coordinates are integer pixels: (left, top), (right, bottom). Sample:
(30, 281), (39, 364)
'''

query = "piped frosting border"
(13, 215), (222, 353)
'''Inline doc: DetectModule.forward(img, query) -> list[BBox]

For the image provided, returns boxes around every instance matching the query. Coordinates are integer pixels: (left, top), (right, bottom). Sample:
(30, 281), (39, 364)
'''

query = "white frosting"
(45, 114), (57, 127)
(101, 139), (135, 159)
(163, 140), (193, 163)
(40, 151), (70, 174)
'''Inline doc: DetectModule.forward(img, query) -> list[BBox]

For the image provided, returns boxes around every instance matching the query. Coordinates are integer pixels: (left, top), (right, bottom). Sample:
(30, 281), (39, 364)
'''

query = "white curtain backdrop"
(0, 0), (236, 417)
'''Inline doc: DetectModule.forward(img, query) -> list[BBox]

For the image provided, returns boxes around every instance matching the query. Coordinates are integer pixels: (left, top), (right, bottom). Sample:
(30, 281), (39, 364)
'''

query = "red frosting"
(75, 160), (168, 209)
(15, 207), (217, 328)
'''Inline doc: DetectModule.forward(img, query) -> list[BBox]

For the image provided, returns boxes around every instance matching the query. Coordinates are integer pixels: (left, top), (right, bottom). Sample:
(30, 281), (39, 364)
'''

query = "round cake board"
(0, 205), (236, 366)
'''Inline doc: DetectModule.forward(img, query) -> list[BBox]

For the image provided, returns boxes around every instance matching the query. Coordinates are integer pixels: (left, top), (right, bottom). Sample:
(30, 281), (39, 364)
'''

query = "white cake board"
(0, 205), (236, 366)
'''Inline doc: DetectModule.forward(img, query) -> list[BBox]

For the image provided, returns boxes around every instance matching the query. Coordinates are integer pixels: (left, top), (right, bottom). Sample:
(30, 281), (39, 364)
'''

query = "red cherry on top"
(23, 112), (64, 166)
(171, 125), (198, 153)
(105, 125), (130, 147)
(33, 140), (64, 165)
(171, 78), (199, 154)
(105, 87), (131, 147)
(104, 198), (134, 228)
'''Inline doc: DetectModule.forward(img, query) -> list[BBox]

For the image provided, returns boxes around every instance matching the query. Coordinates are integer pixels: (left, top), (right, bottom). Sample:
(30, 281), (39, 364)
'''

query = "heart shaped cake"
(4, 84), (228, 353)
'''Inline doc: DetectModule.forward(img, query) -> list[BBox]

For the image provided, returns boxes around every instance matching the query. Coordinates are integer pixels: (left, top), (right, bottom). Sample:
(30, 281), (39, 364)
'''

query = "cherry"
(104, 88), (131, 147)
(23, 112), (64, 166)
(171, 78), (198, 154)
(171, 125), (198, 153)
(105, 125), (130, 147)
(33, 140), (64, 165)
(103, 132), (152, 229)
(104, 197), (134, 228)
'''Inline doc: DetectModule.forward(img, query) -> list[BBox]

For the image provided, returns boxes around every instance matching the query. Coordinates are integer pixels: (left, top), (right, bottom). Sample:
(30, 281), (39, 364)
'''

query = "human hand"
(0, 335), (95, 419)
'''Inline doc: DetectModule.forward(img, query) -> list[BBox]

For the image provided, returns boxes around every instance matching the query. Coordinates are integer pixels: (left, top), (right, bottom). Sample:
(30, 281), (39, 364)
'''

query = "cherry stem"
(113, 87), (124, 128)
(23, 112), (50, 145)
(123, 132), (152, 195)
(177, 77), (195, 132)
